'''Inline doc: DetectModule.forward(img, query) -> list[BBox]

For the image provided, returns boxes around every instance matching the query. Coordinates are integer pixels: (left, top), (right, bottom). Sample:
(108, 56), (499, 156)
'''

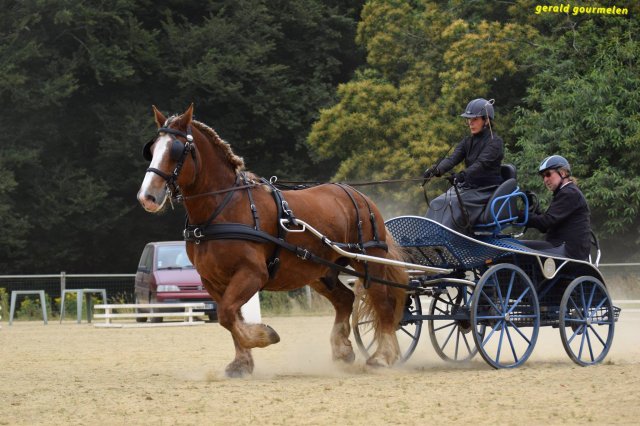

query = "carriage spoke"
(586, 282), (596, 312)
(434, 321), (457, 332)
(399, 325), (418, 340)
(577, 325), (587, 359)
(585, 327), (595, 362)
(580, 284), (588, 316)
(482, 320), (503, 347)
(441, 322), (458, 350)
(434, 304), (451, 315)
(504, 323), (519, 363)
(495, 322), (506, 364)
(568, 297), (585, 320)
(461, 330), (473, 355)
(506, 287), (531, 315)
(480, 289), (503, 314)
(566, 323), (584, 345)
(587, 324), (608, 347)
(494, 274), (505, 312)
(507, 320), (532, 345)
(503, 271), (514, 312)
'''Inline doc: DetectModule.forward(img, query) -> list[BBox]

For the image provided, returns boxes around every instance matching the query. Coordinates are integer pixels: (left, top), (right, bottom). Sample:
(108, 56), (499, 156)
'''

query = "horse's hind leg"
(310, 270), (356, 364)
(356, 262), (404, 368)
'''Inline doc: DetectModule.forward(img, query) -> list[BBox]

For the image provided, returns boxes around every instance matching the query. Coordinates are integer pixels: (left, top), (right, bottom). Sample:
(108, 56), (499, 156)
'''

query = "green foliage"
(14, 295), (52, 320)
(512, 16), (640, 251)
(54, 292), (102, 320)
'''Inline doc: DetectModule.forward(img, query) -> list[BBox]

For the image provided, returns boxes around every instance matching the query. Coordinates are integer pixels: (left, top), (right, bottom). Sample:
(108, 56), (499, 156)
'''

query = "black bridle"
(143, 125), (198, 202)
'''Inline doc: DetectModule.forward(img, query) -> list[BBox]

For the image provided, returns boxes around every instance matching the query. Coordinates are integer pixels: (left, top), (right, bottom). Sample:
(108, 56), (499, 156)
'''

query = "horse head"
(137, 105), (199, 212)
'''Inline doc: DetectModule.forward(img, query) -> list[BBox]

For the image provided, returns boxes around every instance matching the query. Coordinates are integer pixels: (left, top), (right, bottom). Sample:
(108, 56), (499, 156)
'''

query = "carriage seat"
(473, 164), (527, 235)
(500, 163), (517, 181)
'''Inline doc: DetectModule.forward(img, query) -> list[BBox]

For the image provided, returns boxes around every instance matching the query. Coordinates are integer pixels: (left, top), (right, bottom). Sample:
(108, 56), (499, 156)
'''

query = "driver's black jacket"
(526, 182), (591, 260)
(437, 127), (504, 188)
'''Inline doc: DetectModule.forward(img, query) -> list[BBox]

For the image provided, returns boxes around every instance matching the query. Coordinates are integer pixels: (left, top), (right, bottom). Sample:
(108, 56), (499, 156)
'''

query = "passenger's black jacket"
(437, 127), (504, 187)
(527, 182), (591, 260)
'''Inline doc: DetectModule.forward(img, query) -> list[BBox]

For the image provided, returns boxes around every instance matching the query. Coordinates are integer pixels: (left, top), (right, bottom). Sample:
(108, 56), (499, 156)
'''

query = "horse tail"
(382, 235), (409, 327)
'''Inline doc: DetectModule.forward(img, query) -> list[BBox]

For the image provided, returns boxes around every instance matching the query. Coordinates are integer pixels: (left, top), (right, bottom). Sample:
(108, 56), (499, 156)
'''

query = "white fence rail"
(94, 303), (207, 328)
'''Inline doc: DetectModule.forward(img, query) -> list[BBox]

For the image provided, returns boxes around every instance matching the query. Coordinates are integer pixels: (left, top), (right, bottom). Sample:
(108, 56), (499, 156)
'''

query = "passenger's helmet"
(538, 155), (571, 175)
(460, 98), (495, 120)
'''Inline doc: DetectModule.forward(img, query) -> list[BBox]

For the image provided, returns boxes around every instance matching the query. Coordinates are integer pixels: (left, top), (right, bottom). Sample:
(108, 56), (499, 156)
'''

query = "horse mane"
(166, 115), (246, 173)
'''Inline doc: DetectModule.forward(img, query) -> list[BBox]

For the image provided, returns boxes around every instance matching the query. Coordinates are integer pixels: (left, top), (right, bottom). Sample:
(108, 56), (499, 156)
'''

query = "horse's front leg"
(217, 271), (280, 377)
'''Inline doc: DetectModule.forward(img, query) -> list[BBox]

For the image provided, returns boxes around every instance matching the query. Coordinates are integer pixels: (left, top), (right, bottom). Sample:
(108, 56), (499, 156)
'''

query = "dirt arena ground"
(1, 310), (639, 425)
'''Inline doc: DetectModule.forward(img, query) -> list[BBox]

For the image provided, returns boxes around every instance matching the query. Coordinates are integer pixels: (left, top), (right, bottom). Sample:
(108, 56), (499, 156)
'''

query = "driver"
(520, 155), (591, 260)
(422, 98), (504, 233)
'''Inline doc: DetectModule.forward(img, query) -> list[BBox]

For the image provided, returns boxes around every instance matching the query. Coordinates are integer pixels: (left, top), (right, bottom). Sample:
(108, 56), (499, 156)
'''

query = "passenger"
(423, 98), (504, 233)
(519, 155), (591, 260)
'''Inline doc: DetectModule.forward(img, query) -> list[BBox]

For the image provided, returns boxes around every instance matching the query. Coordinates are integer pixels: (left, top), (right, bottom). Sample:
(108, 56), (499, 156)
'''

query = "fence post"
(305, 285), (312, 308)
(60, 271), (66, 314)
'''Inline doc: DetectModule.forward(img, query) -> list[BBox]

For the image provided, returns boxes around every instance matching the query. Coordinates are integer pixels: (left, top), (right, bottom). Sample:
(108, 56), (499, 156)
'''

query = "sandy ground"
(1, 310), (639, 426)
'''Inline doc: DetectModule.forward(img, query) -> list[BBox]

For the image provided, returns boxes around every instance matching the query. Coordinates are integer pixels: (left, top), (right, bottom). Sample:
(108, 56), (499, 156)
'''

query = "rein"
(173, 177), (425, 203)
(268, 177), (424, 188)
(175, 182), (259, 203)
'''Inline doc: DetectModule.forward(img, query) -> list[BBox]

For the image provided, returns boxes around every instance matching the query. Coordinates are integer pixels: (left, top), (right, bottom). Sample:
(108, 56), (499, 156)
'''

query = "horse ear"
(182, 103), (194, 124)
(152, 105), (166, 128)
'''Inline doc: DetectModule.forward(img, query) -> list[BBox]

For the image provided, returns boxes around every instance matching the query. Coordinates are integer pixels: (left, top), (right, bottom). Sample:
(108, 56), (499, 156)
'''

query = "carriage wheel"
(471, 264), (540, 369)
(428, 285), (478, 362)
(559, 276), (615, 366)
(352, 291), (422, 364)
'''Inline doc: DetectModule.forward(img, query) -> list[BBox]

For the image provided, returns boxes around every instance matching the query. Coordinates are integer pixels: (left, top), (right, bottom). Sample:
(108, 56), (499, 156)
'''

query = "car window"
(138, 245), (153, 271)
(156, 245), (194, 269)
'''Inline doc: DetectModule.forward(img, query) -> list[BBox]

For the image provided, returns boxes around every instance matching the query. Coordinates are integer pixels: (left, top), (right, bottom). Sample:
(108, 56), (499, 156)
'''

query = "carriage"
(350, 175), (620, 369)
(138, 105), (619, 375)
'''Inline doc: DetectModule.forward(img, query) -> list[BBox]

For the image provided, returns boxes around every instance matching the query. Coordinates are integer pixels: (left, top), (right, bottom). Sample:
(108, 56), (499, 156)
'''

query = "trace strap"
(183, 223), (408, 290)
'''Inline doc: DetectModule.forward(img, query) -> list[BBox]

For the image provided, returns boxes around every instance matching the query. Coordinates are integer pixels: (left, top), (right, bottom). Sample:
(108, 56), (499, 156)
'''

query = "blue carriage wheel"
(353, 291), (422, 364)
(559, 276), (615, 366)
(471, 263), (540, 369)
(428, 284), (479, 362)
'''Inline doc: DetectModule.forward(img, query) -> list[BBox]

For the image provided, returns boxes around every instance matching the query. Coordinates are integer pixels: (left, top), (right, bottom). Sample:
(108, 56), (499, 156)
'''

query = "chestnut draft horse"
(137, 105), (408, 377)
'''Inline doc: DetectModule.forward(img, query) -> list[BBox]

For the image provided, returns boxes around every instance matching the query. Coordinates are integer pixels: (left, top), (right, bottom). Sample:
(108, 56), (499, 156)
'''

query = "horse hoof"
(264, 324), (280, 344)
(225, 364), (252, 378)
(366, 357), (390, 368)
(334, 351), (356, 364)
(225, 359), (254, 378)
(225, 368), (248, 378)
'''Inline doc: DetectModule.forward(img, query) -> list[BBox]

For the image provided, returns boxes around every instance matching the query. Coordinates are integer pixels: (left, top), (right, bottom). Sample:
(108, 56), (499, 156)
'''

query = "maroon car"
(134, 241), (217, 322)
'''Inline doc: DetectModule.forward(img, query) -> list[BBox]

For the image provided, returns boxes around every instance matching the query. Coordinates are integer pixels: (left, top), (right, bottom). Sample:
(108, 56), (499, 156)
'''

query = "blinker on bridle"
(143, 125), (197, 207)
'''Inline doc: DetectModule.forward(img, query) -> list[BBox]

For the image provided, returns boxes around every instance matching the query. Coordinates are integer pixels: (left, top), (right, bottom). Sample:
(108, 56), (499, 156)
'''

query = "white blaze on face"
(138, 134), (173, 211)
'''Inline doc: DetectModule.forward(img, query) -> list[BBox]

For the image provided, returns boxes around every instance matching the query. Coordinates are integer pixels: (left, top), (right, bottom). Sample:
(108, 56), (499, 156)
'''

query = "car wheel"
(135, 295), (147, 323)
(149, 294), (163, 323)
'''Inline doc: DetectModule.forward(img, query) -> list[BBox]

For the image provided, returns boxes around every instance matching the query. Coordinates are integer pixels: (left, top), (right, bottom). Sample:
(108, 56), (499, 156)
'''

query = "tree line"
(0, 0), (638, 274)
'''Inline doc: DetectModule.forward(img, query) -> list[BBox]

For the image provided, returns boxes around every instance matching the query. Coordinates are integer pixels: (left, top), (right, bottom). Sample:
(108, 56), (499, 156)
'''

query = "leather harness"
(182, 173), (389, 286)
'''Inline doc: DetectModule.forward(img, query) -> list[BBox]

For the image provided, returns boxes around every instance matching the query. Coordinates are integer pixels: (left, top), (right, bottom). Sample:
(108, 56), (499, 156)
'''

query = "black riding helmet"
(538, 155), (571, 175)
(460, 98), (495, 120)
